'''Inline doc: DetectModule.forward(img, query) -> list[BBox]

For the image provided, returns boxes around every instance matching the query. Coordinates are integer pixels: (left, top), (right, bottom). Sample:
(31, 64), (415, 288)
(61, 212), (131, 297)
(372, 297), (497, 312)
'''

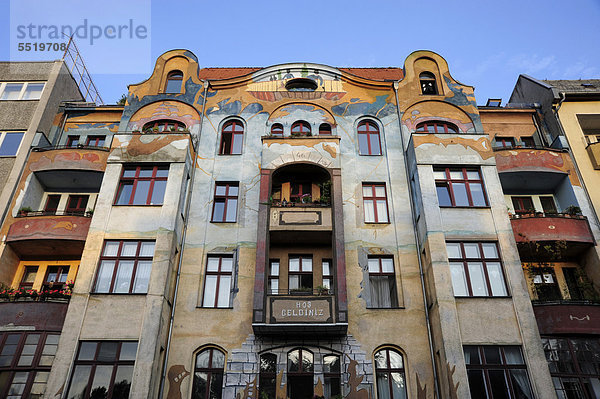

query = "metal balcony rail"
(33, 144), (110, 152)
(16, 210), (93, 218)
(509, 212), (586, 220)
(267, 288), (333, 296)
(492, 144), (566, 152)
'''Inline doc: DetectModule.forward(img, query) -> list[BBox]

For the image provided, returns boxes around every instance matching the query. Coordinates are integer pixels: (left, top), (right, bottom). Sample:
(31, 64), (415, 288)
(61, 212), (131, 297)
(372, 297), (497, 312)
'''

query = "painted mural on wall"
(166, 365), (190, 399)
(127, 100), (201, 132)
(495, 148), (581, 186)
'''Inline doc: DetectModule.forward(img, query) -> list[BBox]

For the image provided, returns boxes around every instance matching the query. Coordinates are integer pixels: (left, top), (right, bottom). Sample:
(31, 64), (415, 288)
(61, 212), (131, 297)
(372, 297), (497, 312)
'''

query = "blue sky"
(2, 0), (600, 105)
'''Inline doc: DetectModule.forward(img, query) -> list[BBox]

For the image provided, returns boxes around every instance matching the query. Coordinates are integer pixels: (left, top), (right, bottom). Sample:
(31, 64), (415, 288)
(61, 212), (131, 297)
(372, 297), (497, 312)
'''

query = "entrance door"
(287, 348), (314, 399)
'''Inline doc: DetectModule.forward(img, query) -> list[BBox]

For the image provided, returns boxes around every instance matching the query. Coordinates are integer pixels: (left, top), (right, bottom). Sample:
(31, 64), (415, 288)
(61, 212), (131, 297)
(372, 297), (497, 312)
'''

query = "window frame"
(0, 131), (25, 156)
(494, 137), (516, 148)
(259, 353), (277, 399)
(374, 348), (407, 399)
(0, 331), (60, 399)
(85, 135), (106, 147)
(416, 121), (458, 133)
(367, 256), (399, 308)
(323, 354), (341, 398)
(362, 183), (390, 224)
(318, 123), (332, 136)
(211, 182), (239, 223)
(165, 70), (183, 94)
(192, 347), (226, 399)
(66, 194), (89, 215)
(357, 120), (382, 156)
(434, 167), (489, 208)
(291, 121), (311, 137)
(219, 120), (244, 155)
(322, 258), (333, 292)
(419, 72), (438, 95)
(142, 119), (187, 133)
(114, 165), (169, 206)
(65, 341), (137, 399)
(447, 241), (508, 298)
(268, 259), (280, 295)
(201, 255), (234, 308)
(43, 265), (70, 290)
(464, 345), (534, 399)
(92, 240), (155, 294)
(43, 194), (61, 215)
(0, 82), (45, 101)
(270, 123), (284, 137)
(66, 135), (80, 148)
(288, 255), (313, 293)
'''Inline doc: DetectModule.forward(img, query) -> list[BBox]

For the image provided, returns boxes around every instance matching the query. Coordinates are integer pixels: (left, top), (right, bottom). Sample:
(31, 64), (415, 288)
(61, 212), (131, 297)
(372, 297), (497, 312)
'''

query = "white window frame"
(0, 131), (26, 157)
(0, 82), (46, 101)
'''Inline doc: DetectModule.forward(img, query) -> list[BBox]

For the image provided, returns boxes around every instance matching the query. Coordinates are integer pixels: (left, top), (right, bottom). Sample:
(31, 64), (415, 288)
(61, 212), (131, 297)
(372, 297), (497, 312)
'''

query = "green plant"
(565, 205), (582, 215)
(318, 180), (331, 204)
(18, 206), (33, 216)
(315, 285), (329, 295)
(86, 208), (94, 216)
(116, 94), (127, 105)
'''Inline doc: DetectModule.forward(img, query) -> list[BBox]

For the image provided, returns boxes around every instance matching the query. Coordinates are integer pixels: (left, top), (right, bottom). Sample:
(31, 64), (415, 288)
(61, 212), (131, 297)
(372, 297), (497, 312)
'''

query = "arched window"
(357, 120), (381, 155)
(323, 355), (341, 398)
(220, 120), (244, 155)
(259, 353), (277, 399)
(374, 348), (407, 399)
(319, 123), (332, 135)
(143, 119), (187, 133)
(416, 121), (458, 134)
(420, 72), (438, 95)
(192, 347), (225, 399)
(165, 70), (183, 94)
(291, 121), (311, 137)
(270, 123), (284, 137)
(287, 348), (313, 398)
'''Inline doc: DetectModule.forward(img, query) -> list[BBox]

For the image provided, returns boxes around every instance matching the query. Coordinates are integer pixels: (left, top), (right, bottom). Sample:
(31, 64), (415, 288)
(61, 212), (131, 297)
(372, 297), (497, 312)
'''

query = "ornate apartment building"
(1, 50), (600, 399)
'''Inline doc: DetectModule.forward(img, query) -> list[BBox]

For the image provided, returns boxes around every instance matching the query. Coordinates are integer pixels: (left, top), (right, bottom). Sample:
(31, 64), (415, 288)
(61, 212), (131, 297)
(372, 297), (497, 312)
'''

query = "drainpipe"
(392, 81), (440, 399)
(158, 80), (209, 399)
(553, 92), (600, 229)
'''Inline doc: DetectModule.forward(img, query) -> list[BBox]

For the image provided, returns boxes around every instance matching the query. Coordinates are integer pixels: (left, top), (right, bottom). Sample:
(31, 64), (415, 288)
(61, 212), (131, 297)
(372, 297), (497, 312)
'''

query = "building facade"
(3, 50), (595, 399)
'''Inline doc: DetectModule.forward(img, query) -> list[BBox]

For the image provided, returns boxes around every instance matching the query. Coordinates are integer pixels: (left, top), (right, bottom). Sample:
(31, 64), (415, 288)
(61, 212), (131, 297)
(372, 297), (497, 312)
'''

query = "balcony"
(494, 147), (571, 175)
(532, 302), (600, 335)
(269, 205), (332, 231)
(511, 213), (595, 257)
(253, 290), (347, 337)
(0, 300), (68, 331)
(6, 214), (91, 257)
(29, 146), (109, 191)
(587, 142), (600, 169)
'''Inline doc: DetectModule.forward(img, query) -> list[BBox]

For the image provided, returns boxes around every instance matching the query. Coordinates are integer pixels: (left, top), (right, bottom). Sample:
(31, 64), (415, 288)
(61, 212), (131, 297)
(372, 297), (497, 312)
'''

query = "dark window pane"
(192, 372), (208, 398)
(484, 346), (502, 364)
(78, 342), (97, 360)
(288, 350), (300, 372)
(260, 354), (276, 372)
(488, 370), (510, 399)
(97, 342), (118, 362)
(509, 370), (534, 399)
(90, 365), (113, 399)
(209, 372), (223, 399)
(112, 365), (134, 399)
(467, 370), (488, 399)
(464, 347), (481, 365)
(66, 365), (92, 399)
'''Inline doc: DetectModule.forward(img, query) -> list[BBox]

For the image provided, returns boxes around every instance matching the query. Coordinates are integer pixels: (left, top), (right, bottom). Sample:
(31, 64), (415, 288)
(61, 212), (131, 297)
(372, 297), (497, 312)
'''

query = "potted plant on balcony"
(18, 206), (33, 217)
(315, 285), (329, 296)
(85, 208), (94, 217)
(565, 205), (582, 217)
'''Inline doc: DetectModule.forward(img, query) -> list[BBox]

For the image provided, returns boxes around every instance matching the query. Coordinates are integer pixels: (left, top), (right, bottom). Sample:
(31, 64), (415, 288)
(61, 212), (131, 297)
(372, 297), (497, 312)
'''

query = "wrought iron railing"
(16, 210), (93, 218)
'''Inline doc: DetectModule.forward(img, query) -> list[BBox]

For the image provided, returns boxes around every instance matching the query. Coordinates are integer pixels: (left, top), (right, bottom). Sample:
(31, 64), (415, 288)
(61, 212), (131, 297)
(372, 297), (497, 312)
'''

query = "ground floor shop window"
(192, 347), (225, 399)
(542, 337), (600, 399)
(259, 353), (277, 399)
(288, 348), (313, 399)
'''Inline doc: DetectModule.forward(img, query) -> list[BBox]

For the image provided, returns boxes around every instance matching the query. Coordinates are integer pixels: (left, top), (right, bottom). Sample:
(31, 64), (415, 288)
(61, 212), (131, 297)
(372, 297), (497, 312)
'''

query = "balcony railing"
(267, 287), (333, 296)
(509, 212), (585, 220)
(33, 144), (110, 152)
(16, 210), (93, 218)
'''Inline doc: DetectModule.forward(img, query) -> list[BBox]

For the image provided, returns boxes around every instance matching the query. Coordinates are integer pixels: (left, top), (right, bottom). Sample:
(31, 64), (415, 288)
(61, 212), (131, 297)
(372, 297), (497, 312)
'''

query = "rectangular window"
(464, 345), (534, 399)
(368, 256), (398, 308)
(43, 194), (61, 215)
(362, 184), (389, 223)
(540, 196), (557, 213)
(211, 182), (238, 222)
(289, 255), (313, 292)
(19, 266), (38, 289)
(86, 135), (106, 147)
(562, 268), (584, 300)
(322, 259), (333, 292)
(0, 332), (60, 399)
(114, 165), (169, 206)
(66, 135), (80, 148)
(66, 341), (137, 399)
(43, 265), (70, 290)
(434, 167), (488, 207)
(532, 270), (562, 301)
(93, 240), (155, 294)
(521, 136), (535, 147)
(512, 196), (534, 214)
(268, 259), (280, 295)
(0, 132), (25, 156)
(202, 255), (234, 308)
(66, 195), (89, 215)
(0, 83), (24, 100)
(495, 137), (515, 148)
(447, 242), (507, 297)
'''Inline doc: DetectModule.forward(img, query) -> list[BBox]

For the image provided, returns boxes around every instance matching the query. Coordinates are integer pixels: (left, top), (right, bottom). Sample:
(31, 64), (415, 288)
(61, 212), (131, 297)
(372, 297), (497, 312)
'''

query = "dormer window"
(419, 72), (438, 95)
(291, 121), (311, 137)
(285, 78), (318, 92)
(143, 120), (187, 133)
(271, 123), (284, 137)
(165, 70), (183, 94)
(319, 123), (332, 135)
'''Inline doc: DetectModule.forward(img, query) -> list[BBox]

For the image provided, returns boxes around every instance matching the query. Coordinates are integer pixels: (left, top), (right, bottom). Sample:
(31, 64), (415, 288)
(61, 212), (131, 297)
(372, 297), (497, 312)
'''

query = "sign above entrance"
(270, 297), (333, 324)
